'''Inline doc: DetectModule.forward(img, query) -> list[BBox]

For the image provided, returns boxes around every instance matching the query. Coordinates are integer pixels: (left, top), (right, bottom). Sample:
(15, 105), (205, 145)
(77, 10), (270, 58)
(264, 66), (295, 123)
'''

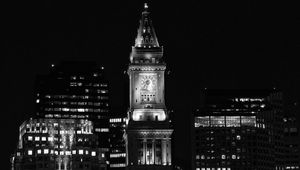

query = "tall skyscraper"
(35, 61), (110, 156)
(192, 89), (285, 170)
(11, 61), (111, 170)
(124, 3), (173, 170)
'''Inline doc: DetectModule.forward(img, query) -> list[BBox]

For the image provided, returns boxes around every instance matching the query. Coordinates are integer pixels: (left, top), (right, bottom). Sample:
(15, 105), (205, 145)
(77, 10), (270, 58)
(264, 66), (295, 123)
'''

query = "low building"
(11, 118), (107, 170)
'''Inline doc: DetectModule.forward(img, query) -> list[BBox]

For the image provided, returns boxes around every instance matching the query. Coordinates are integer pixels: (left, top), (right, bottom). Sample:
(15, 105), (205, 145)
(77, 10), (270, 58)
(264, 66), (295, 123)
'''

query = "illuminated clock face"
(140, 74), (157, 103)
(140, 75), (157, 92)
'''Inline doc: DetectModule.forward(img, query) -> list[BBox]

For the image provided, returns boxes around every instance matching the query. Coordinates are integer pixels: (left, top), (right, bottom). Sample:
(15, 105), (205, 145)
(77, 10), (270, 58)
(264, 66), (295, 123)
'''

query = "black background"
(3, 1), (300, 169)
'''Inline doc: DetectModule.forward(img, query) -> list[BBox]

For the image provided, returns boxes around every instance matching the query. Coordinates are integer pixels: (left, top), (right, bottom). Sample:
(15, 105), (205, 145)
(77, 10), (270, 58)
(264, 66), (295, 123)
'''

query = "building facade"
(124, 3), (173, 170)
(12, 118), (106, 170)
(11, 61), (112, 170)
(109, 116), (127, 169)
(192, 89), (285, 170)
(283, 103), (300, 169)
(35, 61), (110, 159)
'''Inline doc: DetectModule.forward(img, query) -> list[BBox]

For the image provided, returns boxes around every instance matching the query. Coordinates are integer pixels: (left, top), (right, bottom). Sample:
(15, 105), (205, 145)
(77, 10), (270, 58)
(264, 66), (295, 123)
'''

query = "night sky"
(3, 1), (300, 169)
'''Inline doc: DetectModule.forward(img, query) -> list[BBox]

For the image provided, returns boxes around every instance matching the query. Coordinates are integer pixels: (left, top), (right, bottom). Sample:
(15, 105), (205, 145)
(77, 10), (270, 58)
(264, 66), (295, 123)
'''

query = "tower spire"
(135, 3), (159, 47)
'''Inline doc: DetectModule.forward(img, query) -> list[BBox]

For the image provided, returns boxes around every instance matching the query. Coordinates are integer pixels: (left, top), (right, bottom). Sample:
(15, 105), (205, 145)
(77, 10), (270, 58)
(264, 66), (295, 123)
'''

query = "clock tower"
(125, 3), (173, 170)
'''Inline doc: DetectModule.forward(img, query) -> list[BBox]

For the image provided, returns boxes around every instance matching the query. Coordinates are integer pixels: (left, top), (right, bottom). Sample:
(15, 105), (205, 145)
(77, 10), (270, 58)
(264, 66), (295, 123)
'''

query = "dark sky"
(3, 0), (300, 169)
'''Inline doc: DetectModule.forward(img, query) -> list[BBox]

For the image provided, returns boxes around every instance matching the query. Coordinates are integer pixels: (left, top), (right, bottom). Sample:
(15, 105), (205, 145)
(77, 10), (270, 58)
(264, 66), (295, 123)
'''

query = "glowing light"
(28, 136), (32, 141)
(91, 151), (96, 156)
(79, 150), (83, 155)
(132, 109), (166, 121)
(144, 3), (148, 9)
(145, 53), (152, 59)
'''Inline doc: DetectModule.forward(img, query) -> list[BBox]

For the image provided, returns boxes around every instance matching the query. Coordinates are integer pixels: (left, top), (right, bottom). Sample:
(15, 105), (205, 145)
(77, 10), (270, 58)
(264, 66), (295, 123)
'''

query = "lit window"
(110, 164), (126, 168)
(101, 153), (105, 158)
(195, 116), (210, 127)
(37, 149), (41, 154)
(28, 136), (33, 141)
(62, 108), (69, 112)
(35, 136), (40, 141)
(100, 128), (109, 132)
(221, 155), (226, 159)
(241, 116), (256, 126)
(85, 150), (89, 155)
(41, 137), (46, 141)
(226, 116), (241, 127)
(72, 150), (76, 154)
(91, 151), (96, 156)
(211, 116), (225, 127)
(236, 135), (241, 140)
(60, 151), (64, 155)
(232, 155), (236, 159)
(28, 150), (33, 155)
(78, 108), (85, 112)
(48, 137), (53, 141)
(110, 153), (126, 158)
(79, 150), (83, 155)
(36, 99), (40, 103)
(44, 149), (49, 154)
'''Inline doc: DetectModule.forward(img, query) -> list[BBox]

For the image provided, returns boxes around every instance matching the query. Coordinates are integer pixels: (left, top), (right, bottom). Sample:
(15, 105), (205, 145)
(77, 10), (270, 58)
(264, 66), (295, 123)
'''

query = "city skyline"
(4, 1), (300, 170)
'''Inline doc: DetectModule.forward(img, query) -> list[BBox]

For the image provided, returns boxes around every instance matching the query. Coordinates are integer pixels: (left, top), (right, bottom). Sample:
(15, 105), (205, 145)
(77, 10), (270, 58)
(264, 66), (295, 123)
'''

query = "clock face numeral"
(140, 74), (157, 103)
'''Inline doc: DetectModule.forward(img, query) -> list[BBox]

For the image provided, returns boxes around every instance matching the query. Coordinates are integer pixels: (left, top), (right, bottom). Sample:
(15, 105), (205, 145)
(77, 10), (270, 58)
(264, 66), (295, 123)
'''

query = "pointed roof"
(134, 3), (160, 48)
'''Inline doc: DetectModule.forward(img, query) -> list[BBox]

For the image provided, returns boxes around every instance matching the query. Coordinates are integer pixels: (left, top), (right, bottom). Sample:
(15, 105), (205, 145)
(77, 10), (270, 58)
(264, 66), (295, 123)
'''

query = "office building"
(192, 89), (285, 170)
(12, 118), (107, 170)
(35, 61), (110, 156)
(109, 116), (127, 169)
